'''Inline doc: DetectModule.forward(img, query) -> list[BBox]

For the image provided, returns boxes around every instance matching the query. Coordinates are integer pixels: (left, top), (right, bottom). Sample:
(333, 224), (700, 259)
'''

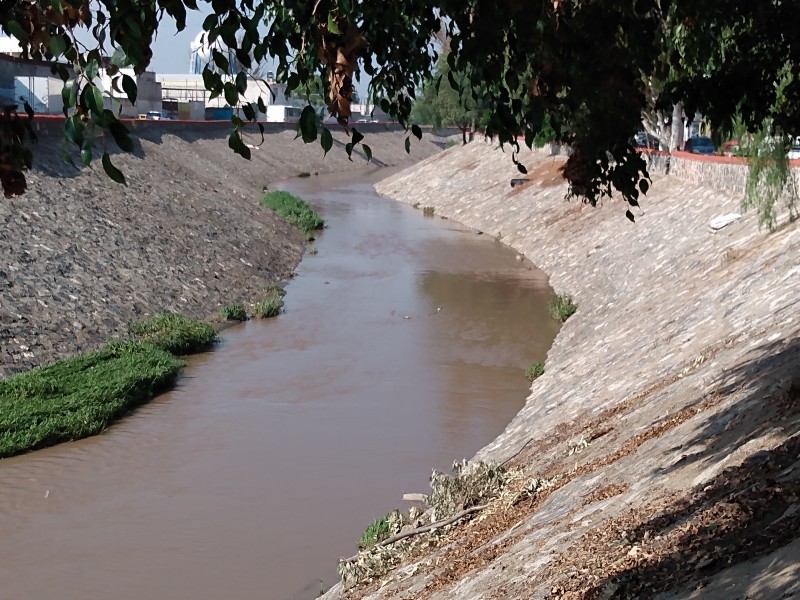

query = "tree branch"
(340, 503), (489, 563)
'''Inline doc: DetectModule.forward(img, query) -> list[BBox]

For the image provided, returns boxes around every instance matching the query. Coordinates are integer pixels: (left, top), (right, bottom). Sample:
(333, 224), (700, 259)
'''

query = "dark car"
(684, 136), (716, 155)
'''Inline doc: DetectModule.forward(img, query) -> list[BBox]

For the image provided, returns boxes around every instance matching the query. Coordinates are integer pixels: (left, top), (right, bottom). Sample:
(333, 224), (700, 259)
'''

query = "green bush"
(252, 295), (283, 319)
(0, 341), (184, 458)
(549, 294), (577, 322)
(525, 361), (545, 381)
(130, 313), (217, 355)
(358, 516), (391, 549)
(219, 302), (248, 321)
(261, 190), (324, 238)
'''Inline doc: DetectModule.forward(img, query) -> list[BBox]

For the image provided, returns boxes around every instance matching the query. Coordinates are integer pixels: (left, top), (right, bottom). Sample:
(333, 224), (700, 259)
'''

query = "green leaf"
(109, 121), (134, 152)
(235, 71), (247, 94)
(404, 137), (411, 154)
(202, 68), (222, 97)
(625, 209), (635, 222)
(121, 74), (137, 105)
(49, 34), (67, 57)
(242, 103), (255, 121)
(411, 124), (422, 140)
(362, 144), (372, 162)
(298, 105), (317, 143)
(5, 20), (28, 43)
(351, 128), (364, 145)
(345, 142), (354, 160)
(224, 82), (239, 107)
(102, 153), (126, 185)
(640, 178), (649, 195)
(524, 128), (534, 149)
(516, 162), (528, 174)
(327, 13), (341, 35)
(321, 127), (333, 156)
(257, 96), (267, 113)
(228, 130), (252, 160)
(85, 59), (99, 82)
(64, 115), (84, 147)
(83, 85), (104, 116)
(80, 145), (92, 166)
(212, 49), (230, 74)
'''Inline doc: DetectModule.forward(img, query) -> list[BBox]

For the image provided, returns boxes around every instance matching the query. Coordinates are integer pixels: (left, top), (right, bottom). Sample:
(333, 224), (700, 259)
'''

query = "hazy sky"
(148, 10), (370, 98)
(149, 10), (210, 74)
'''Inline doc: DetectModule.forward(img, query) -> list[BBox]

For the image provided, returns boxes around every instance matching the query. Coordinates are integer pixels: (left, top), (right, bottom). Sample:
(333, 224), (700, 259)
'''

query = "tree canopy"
(1, 0), (799, 209)
(411, 57), (489, 144)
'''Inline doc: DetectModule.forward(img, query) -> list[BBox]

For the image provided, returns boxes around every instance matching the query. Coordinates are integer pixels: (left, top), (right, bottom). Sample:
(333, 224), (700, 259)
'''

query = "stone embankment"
(321, 143), (800, 599)
(0, 121), (440, 376)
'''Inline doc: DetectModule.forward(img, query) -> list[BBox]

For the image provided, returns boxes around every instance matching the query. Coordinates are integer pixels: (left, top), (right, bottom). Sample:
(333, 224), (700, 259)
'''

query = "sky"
(148, 9), (371, 99)
(150, 10), (213, 74)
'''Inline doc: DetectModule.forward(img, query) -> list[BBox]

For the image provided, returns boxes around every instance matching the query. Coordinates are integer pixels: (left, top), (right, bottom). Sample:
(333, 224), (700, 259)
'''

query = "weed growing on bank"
(0, 341), (184, 458)
(252, 284), (286, 318)
(130, 313), (217, 355)
(525, 361), (545, 381)
(359, 516), (391, 549)
(549, 294), (577, 322)
(219, 302), (248, 321)
(261, 190), (324, 238)
(422, 206), (435, 217)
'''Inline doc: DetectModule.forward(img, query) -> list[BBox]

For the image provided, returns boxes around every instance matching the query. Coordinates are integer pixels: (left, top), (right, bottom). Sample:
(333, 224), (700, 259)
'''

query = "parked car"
(633, 131), (660, 149)
(789, 136), (800, 160)
(684, 136), (716, 155)
(146, 111), (163, 120)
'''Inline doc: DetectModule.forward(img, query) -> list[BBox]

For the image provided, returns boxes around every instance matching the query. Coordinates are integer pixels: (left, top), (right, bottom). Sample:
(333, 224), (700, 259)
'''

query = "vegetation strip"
(1, 314), (218, 459)
(261, 190), (324, 238)
(130, 313), (217, 354)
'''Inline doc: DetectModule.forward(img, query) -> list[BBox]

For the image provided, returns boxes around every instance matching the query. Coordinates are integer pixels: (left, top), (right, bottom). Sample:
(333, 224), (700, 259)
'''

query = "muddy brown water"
(0, 169), (559, 599)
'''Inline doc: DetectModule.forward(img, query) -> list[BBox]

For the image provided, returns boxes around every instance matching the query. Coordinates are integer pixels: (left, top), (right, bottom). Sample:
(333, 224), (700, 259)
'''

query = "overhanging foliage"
(1, 0), (799, 214)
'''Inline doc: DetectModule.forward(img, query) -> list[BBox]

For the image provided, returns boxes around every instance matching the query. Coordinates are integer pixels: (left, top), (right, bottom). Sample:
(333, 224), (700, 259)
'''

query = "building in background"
(0, 36), (64, 114)
(189, 32), (239, 76)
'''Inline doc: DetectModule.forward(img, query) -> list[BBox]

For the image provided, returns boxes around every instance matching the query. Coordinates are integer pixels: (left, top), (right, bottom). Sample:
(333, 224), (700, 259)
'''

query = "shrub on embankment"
(261, 190), (324, 238)
(0, 341), (183, 458)
(0, 315), (217, 458)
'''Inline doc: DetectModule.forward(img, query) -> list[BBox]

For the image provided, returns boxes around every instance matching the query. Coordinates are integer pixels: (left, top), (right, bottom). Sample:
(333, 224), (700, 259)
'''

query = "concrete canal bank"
(0, 121), (441, 376)
(319, 143), (800, 599)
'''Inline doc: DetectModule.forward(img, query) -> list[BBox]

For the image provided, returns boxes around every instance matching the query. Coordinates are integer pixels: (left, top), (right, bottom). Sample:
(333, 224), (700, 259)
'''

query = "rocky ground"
(0, 120), (440, 377)
(318, 143), (800, 599)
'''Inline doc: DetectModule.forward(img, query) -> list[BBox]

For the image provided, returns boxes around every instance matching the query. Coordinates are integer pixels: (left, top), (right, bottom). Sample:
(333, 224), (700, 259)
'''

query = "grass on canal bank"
(130, 313), (217, 354)
(0, 341), (183, 458)
(261, 190), (324, 238)
(1, 314), (217, 459)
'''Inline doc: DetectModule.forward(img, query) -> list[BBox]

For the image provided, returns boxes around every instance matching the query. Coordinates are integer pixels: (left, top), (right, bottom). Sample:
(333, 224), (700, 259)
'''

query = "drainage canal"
(0, 169), (560, 599)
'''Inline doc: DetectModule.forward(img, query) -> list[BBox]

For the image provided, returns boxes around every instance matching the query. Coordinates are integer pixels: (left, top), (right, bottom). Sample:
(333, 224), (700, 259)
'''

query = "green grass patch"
(261, 190), (324, 238)
(0, 341), (184, 458)
(358, 516), (391, 549)
(219, 302), (248, 321)
(525, 361), (545, 381)
(549, 294), (577, 322)
(130, 313), (217, 355)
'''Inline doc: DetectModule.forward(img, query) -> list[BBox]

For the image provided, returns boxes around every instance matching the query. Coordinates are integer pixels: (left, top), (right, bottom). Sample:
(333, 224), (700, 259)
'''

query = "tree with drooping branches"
(1, 0), (799, 218)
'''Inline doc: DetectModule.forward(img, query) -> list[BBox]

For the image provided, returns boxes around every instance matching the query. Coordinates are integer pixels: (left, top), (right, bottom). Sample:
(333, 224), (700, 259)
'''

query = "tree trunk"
(669, 102), (684, 150)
